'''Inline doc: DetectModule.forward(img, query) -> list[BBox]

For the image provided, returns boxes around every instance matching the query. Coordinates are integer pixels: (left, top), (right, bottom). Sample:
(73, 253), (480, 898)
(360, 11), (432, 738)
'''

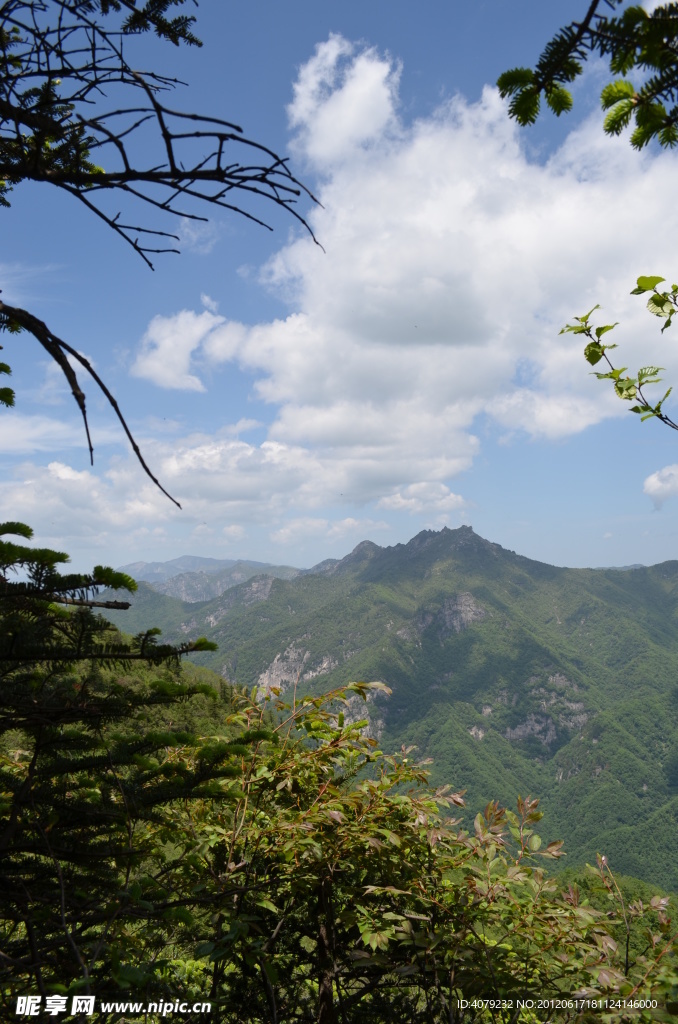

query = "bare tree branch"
(0, 300), (182, 507)
(0, 1), (322, 501)
(0, 1), (321, 265)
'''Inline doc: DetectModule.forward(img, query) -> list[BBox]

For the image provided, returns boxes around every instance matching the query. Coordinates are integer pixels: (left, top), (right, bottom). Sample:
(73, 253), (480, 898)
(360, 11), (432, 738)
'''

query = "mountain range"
(117, 556), (300, 602)
(107, 526), (678, 891)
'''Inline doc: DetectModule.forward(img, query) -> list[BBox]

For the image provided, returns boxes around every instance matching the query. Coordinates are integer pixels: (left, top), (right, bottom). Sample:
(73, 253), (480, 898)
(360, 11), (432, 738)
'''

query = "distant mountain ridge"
(106, 526), (678, 890)
(118, 556), (301, 602)
(119, 554), (289, 583)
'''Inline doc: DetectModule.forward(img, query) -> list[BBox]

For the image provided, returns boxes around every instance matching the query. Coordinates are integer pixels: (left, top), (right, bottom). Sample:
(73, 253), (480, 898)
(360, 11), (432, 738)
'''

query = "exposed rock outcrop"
(256, 644), (309, 696)
(412, 593), (486, 639)
(505, 714), (557, 748)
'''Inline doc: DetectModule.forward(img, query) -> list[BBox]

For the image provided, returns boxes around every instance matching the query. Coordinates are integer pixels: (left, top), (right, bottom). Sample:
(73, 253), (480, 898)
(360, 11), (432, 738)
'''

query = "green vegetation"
(2, 2), (678, 1018)
(499, 5), (678, 438)
(497, 2), (678, 150)
(562, 277), (678, 436)
(1, 521), (676, 1020)
(0, 521), (220, 1004)
(105, 527), (678, 892)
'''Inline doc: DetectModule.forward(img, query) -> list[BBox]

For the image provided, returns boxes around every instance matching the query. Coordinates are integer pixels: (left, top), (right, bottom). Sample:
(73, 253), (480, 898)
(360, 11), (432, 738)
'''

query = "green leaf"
(190, 637), (219, 652)
(163, 906), (193, 925)
(614, 378), (637, 400)
(584, 342), (604, 366)
(634, 275), (665, 292)
(195, 941), (215, 957)
(637, 366), (663, 378)
(255, 898), (279, 913)
(647, 293), (674, 317)
(511, 90), (541, 127)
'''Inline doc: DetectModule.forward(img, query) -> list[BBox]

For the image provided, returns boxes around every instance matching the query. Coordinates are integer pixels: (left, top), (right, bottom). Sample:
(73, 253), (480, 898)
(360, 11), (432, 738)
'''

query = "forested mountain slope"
(106, 526), (678, 890)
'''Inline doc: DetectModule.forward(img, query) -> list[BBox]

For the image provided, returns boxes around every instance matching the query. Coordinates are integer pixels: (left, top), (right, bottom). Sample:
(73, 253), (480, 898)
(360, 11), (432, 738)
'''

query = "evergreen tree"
(0, 519), (231, 1006)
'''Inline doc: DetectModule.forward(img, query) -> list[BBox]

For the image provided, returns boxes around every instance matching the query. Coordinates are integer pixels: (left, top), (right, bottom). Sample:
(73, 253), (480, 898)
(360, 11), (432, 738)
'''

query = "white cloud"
(0, 262), (62, 305)
(643, 464), (678, 507)
(0, 412), (118, 453)
(270, 515), (387, 545)
(114, 36), (678, 548)
(223, 524), (246, 541)
(131, 36), (678, 519)
(378, 483), (465, 514)
(177, 218), (220, 255)
(0, 460), (174, 550)
(490, 391), (605, 440)
(287, 35), (401, 168)
(87, 34), (678, 561)
(130, 310), (223, 390)
(0, 442), (393, 568)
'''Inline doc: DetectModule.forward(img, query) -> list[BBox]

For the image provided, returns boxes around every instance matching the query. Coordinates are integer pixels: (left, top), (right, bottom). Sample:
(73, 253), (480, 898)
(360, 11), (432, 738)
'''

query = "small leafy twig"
(562, 274), (678, 431)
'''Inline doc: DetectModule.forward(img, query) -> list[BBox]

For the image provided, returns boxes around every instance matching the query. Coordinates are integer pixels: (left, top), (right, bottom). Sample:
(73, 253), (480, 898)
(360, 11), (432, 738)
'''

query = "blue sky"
(4, 0), (678, 572)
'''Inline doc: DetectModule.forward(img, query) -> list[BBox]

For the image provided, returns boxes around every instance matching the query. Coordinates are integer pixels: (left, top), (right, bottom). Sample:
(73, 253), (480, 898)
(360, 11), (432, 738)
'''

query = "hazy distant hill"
(118, 557), (301, 602)
(118, 555), (248, 583)
(106, 526), (678, 890)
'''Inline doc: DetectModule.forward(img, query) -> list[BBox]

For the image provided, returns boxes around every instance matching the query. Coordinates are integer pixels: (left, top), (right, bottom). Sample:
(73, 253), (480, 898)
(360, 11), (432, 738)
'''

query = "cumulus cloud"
(270, 516), (387, 546)
(122, 35), (678, 538)
(0, 460), (174, 557)
(223, 524), (246, 541)
(0, 439), (391, 568)
(0, 413), (118, 453)
(378, 483), (465, 514)
(130, 310), (223, 390)
(287, 34), (401, 168)
(643, 465), (678, 507)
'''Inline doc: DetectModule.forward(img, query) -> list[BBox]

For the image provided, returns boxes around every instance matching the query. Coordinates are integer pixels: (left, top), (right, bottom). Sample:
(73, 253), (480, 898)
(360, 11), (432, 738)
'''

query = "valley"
(108, 525), (678, 891)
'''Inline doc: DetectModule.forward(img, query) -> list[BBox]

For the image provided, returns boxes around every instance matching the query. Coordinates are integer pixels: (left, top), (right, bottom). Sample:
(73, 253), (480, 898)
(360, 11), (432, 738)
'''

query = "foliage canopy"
(498, 2), (678, 149)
